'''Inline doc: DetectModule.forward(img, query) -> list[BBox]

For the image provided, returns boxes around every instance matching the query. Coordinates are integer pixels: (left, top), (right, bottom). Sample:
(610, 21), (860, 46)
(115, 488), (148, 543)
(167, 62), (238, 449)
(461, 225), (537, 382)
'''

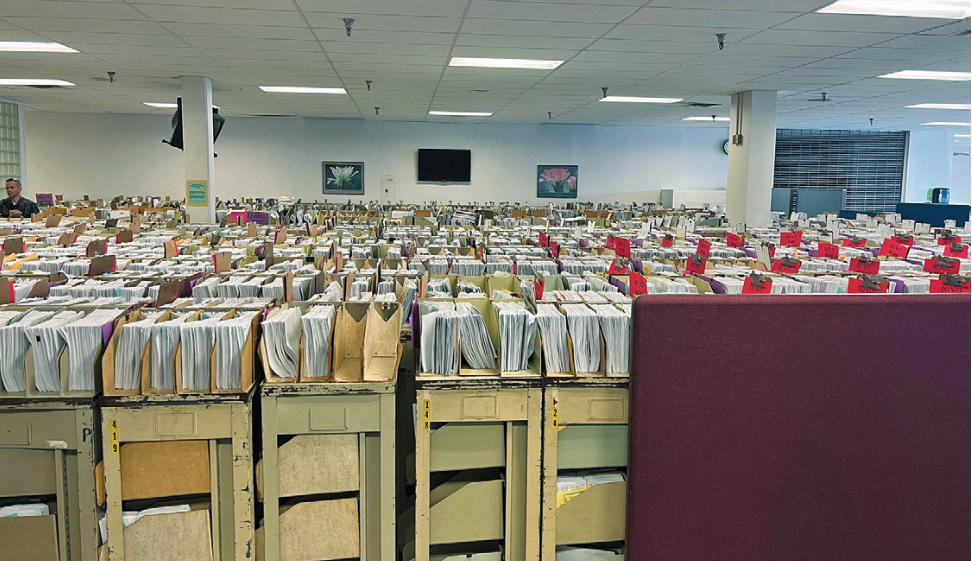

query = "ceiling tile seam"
(483, 0), (663, 123)
(292, 0), (361, 119)
(424, 0), (474, 122)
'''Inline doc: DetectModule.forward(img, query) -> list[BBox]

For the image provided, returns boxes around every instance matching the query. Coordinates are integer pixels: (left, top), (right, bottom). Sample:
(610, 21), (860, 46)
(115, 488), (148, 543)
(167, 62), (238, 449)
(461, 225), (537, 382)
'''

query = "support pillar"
(181, 76), (215, 224)
(726, 90), (778, 227)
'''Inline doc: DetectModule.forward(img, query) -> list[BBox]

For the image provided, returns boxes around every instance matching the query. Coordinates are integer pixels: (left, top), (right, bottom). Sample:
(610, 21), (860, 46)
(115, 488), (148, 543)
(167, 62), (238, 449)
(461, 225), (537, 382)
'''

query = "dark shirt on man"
(0, 197), (40, 218)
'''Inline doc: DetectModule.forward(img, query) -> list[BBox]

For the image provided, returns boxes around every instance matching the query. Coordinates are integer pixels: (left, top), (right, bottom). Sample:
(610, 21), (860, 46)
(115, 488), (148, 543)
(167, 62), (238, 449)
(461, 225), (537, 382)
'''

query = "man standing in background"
(1, 178), (39, 218)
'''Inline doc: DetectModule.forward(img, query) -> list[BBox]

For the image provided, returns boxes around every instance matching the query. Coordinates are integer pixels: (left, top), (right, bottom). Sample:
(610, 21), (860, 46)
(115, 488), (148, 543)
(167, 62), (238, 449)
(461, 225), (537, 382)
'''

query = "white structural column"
(181, 76), (216, 224)
(726, 90), (778, 227)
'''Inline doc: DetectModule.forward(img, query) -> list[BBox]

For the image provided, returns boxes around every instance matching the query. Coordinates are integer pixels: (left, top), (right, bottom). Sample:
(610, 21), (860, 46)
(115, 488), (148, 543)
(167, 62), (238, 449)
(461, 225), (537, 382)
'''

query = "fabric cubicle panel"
(628, 294), (970, 561)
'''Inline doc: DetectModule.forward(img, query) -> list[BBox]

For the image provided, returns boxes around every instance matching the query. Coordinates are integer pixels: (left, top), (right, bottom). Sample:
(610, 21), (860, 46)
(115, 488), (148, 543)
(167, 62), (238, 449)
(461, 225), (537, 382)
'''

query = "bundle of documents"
(456, 302), (496, 370)
(536, 304), (570, 374)
(568, 280), (591, 292)
(714, 276), (744, 295)
(562, 304), (600, 373)
(150, 315), (188, 390)
(495, 301), (537, 372)
(0, 503), (50, 517)
(451, 260), (485, 276)
(59, 309), (119, 392)
(0, 310), (54, 393)
(519, 278), (537, 308)
(400, 279), (417, 327)
(261, 277), (285, 301)
(214, 312), (258, 389)
(179, 315), (222, 391)
(263, 307), (302, 379)
(25, 311), (84, 393)
(427, 278), (452, 296)
(239, 277), (265, 298)
(349, 279), (371, 300)
(300, 305), (336, 379)
(595, 305), (630, 375)
(556, 471), (625, 508)
(420, 302), (459, 375)
(456, 280), (483, 294)
(376, 279), (395, 295)
(114, 312), (164, 390)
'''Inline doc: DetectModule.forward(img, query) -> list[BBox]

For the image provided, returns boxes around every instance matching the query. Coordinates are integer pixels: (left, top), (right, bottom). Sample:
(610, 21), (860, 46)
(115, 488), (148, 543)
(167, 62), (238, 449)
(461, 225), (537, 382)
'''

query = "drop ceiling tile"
(876, 34), (971, 52)
(129, 0), (297, 8)
(204, 49), (331, 61)
(455, 34), (593, 50)
(312, 29), (457, 45)
(328, 53), (446, 66)
(72, 45), (203, 56)
(572, 50), (698, 64)
(465, 1), (637, 24)
(742, 29), (901, 48)
(0, 2), (148, 20)
(183, 36), (322, 52)
(320, 42), (451, 56)
(604, 24), (762, 43)
(2, 17), (172, 34)
(297, 0), (468, 17)
(587, 39), (715, 55)
(135, 5), (305, 26)
(460, 19), (612, 38)
(721, 43), (854, 58)
(450, 46), (579, 60)
(304, 13), (461, 33)
(39, 32), (191, 47)
(161, 23), (316, 40)
(776, 14), (953, 34)
(837, 47), (958, 62)
(626, 7), (800, 29)
(332, 62), (442, 73)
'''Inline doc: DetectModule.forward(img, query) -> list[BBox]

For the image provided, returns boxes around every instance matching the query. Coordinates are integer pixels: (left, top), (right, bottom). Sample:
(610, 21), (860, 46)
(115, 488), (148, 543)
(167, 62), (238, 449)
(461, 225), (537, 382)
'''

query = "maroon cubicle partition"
(628, 294), (970, 561)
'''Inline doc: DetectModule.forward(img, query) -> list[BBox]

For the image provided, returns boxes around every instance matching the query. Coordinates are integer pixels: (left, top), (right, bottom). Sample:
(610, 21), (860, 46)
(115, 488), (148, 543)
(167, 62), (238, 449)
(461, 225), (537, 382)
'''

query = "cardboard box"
(0, 514), (60, 561)
(96, 440), (210, 504)
(255, 434), (358, 501)
(332, 302), (369, 382)
(122, 508), (213, 561)
(363, 301), (402, 382)
(256, 499), (359, 561)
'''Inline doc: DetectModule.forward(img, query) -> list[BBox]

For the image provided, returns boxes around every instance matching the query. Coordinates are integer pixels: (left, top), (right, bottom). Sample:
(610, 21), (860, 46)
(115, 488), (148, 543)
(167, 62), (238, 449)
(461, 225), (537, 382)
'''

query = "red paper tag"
(684, 255), (707, 275)
(661, 235), (673, 248)
(539, 232), (548, 248)
(726, 232), (743, 248)
(771, 258), (801, 273)
(608, 258), (627, 275)
(696, 238), (711, 259)
(842, 237), (867, 248)
(923, 257), (960, 274)
(615, 238), (631, 259)
(550, 240), (559, 258)
(938, 235), (962, 246)
(6, 280), (14, 303)
(604, 235), (616, 249)
(879, 237), (909, 258)
(768, 244), (776, 258)
(512, 259), (517, 275)
(533, 278), (544, 300)
(945, 244), (969, 258)
(818, 242), (839, 259)
(930, 279), (971, 293)
(780, 230), (803, 248)
(848, 277), (889, 294)
(629, 271), (647, 296)
(849, 257), (880, 275)
(742, 276), (773, 294)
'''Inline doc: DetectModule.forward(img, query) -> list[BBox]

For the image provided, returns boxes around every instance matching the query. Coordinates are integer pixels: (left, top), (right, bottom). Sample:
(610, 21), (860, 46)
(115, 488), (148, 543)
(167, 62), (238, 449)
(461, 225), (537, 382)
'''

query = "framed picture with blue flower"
(537, 165), (578, 199)
(323, 161), (364, 195)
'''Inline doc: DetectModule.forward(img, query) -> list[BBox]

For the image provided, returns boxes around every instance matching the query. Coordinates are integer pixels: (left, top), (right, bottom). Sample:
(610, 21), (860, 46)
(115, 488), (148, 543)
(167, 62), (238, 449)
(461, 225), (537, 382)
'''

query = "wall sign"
(186, 180), (209, 206)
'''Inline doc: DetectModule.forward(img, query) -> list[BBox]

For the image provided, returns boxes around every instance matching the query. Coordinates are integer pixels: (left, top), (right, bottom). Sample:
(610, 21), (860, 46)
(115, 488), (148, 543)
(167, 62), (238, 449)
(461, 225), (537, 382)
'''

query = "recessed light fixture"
(683, 116), (730, 121)
(429, 111), (493, 117)
(259, 86), (347, 94)
(449, 57), (563, 70)
(879, 70), (972, 81)
(144, 102), (219, 109)
(601, 96), (683, 103)
(906, 103), (972, 110)
(0, 78), (75, 86)
(818, 0), (972, 19)
(0, 42), (78, 53)
(956, 134), (972, 138)
(920, 122), (972, 126)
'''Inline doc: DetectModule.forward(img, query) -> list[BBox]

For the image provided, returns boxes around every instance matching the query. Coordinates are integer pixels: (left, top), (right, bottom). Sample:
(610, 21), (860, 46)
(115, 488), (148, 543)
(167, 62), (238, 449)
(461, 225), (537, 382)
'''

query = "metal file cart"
(408, 378), (543, 561)
(541, 380), (629, 561)
(257, 379), (397, 561)
(0, 398), (101, 561)
(99, 392), (254, 561)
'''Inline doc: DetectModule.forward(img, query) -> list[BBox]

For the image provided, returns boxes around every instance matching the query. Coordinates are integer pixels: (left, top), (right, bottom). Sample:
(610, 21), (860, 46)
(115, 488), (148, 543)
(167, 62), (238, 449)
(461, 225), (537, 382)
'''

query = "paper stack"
(263, 307), (302, 379)
(25, 311), (84, 392)
(456, 302), (496, 370)
(0, 310), (54, 393)
(114, 312), (164, 390)
(536, 304), (570, 374)
(495, 301), (537, 372)
(562, 304), (600, 374)
(301, 305), (336, 379)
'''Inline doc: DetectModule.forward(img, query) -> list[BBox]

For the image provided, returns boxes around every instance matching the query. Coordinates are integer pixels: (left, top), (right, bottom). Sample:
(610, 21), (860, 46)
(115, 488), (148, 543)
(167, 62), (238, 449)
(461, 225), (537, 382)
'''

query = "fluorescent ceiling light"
(956, 134), (972, 138)
(0, 78), (74, 86)
(601, 96), (683, 103)
(429, 111), (493, 117)
(144, 102), (219, 109)
(920, 122), (972, 126)
(683, 116), (730, 121)
(449, 57), (563, 70)
(879, 70), (972, 81)
(906, 103), (972, 110)
(818, 0), (972, 19)
(259, 86), (346, 94)
(0, 42), (77, 53)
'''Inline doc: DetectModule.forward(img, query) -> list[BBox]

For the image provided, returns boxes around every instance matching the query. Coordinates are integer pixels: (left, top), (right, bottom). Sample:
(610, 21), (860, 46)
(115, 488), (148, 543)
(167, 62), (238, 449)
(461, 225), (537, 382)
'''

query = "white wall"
(949, 152), (970, 206)
(23, 112), (730, 205)
(904, 130), (953, 203)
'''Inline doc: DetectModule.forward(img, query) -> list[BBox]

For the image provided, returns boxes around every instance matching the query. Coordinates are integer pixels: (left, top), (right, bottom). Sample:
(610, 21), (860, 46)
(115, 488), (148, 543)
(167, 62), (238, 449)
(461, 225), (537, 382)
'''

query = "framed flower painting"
(537, 165), (578, 199)
(323, 161), (364, 195)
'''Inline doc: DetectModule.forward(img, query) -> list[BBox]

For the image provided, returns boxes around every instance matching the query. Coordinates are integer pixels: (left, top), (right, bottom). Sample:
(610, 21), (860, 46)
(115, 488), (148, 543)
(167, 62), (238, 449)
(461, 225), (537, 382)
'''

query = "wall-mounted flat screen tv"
(418, 149), (471, 182)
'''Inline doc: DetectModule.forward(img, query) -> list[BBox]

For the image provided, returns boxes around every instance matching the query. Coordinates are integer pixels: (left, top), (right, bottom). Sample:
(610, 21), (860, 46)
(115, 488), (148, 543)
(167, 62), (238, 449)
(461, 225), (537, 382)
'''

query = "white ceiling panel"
(0, 0), (966, 129)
